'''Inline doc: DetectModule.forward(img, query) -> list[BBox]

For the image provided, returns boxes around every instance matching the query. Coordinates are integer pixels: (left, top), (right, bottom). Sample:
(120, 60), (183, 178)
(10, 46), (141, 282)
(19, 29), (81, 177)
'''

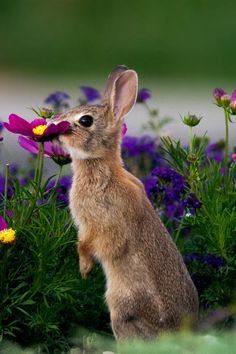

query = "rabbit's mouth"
(62, 126), (74, 135)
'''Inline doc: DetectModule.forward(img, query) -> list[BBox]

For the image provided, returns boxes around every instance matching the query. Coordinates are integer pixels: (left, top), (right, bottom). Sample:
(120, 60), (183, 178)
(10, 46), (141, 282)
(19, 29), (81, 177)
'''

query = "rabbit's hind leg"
(111, 312), (159, 341)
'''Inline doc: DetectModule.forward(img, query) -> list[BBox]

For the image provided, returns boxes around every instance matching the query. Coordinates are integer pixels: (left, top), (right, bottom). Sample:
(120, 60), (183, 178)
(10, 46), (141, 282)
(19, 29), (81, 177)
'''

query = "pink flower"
(4, 114), (70, 142)
(18, 136), (71, 166)
(231, 153), (236, 162)
(121, 123), (127, 136)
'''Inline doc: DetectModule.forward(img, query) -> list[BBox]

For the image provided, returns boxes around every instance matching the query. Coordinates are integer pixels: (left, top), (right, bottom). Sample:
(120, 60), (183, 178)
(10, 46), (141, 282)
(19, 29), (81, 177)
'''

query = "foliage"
(0, 85), (236, 351)
(2, 330), (236, 354)
(0, 180), (109, 352)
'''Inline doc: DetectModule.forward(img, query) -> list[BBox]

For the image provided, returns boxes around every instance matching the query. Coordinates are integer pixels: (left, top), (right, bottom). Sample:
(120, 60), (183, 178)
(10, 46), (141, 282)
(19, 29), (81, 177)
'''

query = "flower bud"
(213, 88), (226, 100)
(39, 108), (54, 119)
(182, 114), (202, 127)
(229, 100), (236, 115)
(150, 109), (158, 116)
(187, 153), (197, 162)
(220, 94), (231, 107)
(213, 88), (230, 108)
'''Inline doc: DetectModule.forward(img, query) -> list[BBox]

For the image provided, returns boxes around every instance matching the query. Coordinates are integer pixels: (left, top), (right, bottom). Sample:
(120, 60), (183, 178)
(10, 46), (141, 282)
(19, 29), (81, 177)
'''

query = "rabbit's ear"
(110, 70), (138, 120)
(103, 65), (128, 102)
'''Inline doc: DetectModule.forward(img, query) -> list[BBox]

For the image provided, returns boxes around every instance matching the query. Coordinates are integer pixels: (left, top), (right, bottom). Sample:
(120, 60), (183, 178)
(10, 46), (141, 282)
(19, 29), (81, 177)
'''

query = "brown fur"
(52, 66), (199, 340)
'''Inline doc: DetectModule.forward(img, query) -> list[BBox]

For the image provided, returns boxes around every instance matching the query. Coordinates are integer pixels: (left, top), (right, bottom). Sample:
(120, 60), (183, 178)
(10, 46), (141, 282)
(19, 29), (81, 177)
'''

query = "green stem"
(186, 177), (215, 224)
(34, 144), (42, 183)
(25, 142), (45, 222)
(54, 165), (63, 190)
(173, 222), (183, 243)
(224, 108), (229, 172)
(3, 164), (9, 220)
(46, 165), (63, 203)
(188, 126), (195, 188)
(37, 142), (44, 186)
(188, 126), (193, 153)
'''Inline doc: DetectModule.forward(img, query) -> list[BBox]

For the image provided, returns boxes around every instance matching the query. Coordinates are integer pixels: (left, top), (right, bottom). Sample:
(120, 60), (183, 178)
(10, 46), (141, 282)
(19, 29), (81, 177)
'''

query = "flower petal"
(137, 88), (151, 103)
(4, 114), (33, 136)
(18, 136), (40, 155)
(43, 142), (55, 156)
(56, 121), (71, 133)
(121, 123), (127, 136)
(30, 118), (47, 129)
(18, 136), (51, 157)
(43, 124), (58, 137)
(0, 216), (8, 231)
(44, 121), (70, 137)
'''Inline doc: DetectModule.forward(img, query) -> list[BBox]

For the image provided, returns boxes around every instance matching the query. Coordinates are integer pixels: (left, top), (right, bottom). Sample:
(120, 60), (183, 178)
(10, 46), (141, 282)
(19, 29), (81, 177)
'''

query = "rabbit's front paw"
(80, 256), (94, 279)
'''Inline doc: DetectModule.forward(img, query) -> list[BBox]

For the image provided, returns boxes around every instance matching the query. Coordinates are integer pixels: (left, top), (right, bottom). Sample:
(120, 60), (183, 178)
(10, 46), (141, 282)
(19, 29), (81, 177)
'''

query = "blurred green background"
(0, 0), (235, 80)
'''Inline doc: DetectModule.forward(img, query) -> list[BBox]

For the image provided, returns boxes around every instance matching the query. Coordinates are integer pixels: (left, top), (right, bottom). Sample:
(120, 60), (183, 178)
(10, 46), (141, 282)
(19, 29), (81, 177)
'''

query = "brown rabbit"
(53, 65), (198, 340)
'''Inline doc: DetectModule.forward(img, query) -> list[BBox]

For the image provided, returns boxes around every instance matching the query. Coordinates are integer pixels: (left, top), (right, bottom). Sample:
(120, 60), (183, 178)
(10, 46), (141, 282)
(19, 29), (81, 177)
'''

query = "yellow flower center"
(0, 228), (16, 244)
(32, 125), (47, 136)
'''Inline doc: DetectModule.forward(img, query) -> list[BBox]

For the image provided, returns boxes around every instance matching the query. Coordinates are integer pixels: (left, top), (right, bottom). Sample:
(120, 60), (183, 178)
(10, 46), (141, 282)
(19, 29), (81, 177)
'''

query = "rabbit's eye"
(78, 115), (93, 128)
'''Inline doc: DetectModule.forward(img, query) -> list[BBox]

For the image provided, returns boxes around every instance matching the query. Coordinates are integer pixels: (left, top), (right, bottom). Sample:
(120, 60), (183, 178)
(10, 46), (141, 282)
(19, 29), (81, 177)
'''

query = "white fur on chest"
(68, 147), (92, 160)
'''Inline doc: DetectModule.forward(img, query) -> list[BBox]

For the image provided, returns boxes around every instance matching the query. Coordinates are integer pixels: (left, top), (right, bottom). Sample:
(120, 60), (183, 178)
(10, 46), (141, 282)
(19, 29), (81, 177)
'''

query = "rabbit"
(52, 65), (199, 341)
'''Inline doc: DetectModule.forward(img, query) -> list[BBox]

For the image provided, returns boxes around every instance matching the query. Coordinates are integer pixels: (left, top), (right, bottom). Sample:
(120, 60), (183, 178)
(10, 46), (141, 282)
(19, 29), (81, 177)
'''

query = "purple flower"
(152, 166), (186, 185)
(230, 90), (236, 102)
(121, 123), (127, 136)
(20, 177), (29, 187)
(45, 91), (70, 108)
(213, 88), (230, 107)
(186, 192), (202, 209)
(232, 153), (236, 162)
(0, 216), (8, 230)
(45, 175), (72, 206)
(213, 88), (226, 100)
(136, 88), (151, 103)
(202, 254), (226, 268)
(229, 90), (236, 114)
(150, 166), (202, 219)
(4, 114), (70, 142)
(122, 135), (158, 157)
(18, 136), (71, 166)
(205, 141), (224, 162)
(58, 175), (72, 190)
(79, 86), (101, 103)
(9, 164), (18, 175)
(0, 175), (14, 199)
(143, 176), (158, 198)
(184, 254), (225, 268)
(0, 121), (4, 141)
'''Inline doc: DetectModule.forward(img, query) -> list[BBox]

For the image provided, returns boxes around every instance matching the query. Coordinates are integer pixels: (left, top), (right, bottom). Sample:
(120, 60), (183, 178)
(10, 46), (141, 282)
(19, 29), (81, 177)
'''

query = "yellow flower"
(32, 124), (47, 136)
(0, 228), (16, 244)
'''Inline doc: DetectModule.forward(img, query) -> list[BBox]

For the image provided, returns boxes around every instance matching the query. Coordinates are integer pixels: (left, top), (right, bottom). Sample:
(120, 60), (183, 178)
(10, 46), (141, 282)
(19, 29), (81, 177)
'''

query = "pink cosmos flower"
(231, 153), (236, 163)
(122, 123), (127, 136)
(4, 114), (70, 142)
(18, 136), (72, 166)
